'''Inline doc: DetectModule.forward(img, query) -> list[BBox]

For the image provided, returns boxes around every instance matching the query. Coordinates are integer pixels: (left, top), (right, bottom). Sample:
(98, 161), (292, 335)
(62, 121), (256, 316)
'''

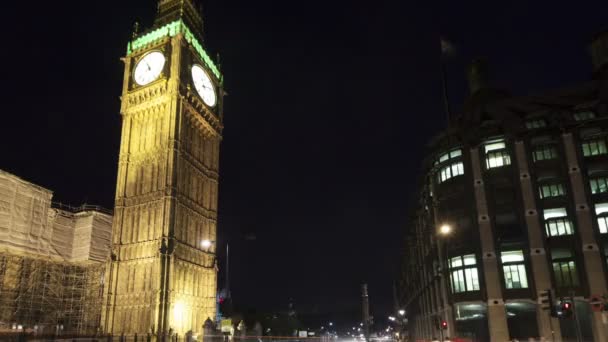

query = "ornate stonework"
(102, 1), (223, 335)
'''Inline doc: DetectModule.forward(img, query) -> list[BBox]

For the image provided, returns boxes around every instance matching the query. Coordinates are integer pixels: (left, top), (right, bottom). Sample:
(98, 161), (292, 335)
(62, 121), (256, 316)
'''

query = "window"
(435, 149), (462, 165)
(485, 140), (511, 169)
(539, 183), (566, 199)
(596, 203), (608, 234)
(544, 208), (573, 237)
(501, 251), (529, 289)
(438, 162), (464, 184)
(532, 145), (558, 162)
(582, 139), (608, 157)
(551, 249), (579, 288)
(526, 119), (547, 129)
(435, 149), (464, 184)
(574, 111), (596, 121)
(449, 254), (480, 293)
(591, 177), (608, 194)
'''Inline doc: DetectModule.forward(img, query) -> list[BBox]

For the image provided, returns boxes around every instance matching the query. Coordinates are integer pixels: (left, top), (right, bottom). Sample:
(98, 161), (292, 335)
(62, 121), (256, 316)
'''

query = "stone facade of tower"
(102, 1), (223, 335)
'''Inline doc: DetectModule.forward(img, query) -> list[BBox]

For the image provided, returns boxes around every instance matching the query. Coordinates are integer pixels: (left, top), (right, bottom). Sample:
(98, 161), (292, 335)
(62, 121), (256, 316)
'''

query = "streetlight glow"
(201, 239), (213, 249)
(398, 309), (405, 316)
(439, 224), (452, 236)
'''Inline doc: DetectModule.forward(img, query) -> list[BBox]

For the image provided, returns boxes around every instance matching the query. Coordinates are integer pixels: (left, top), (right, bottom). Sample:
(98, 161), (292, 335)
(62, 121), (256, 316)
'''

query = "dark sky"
(1, 0), (606, 325)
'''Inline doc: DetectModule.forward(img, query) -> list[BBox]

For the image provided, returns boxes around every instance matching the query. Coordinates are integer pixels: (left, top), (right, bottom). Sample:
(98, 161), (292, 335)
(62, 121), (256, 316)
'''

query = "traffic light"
(219, 296), (233, 317)
(540, 289), (557, 317)
(561, 300), (573, 318)
(440, 320), (448, 330)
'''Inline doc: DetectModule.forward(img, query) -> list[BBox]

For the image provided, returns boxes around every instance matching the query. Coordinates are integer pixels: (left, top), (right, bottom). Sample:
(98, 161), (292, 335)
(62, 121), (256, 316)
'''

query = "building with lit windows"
(398, 31), (608, 342)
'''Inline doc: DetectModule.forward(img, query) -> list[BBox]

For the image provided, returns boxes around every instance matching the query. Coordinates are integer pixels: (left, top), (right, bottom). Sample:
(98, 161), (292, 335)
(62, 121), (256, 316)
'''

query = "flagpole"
(440, 38), (453, 128)
(441, 62), (451, 126)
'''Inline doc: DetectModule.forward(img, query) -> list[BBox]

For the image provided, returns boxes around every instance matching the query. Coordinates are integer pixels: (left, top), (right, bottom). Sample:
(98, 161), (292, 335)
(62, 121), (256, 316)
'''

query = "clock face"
(191, 65), (217, 107)
(133, 51), (166, 86)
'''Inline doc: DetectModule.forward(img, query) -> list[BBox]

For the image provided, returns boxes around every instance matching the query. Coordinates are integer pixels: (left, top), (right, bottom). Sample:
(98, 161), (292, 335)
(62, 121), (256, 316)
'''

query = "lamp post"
(436, 224), (453, 342)
(200, 239), (231, 321)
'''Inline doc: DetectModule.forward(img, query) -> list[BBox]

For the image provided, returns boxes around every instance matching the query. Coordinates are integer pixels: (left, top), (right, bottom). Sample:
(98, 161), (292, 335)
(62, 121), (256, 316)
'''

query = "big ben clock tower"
(102, 0), (223, 335)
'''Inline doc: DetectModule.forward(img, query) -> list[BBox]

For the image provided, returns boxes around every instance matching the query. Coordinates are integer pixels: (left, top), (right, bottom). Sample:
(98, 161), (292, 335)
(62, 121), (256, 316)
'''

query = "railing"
(0, 334), (331, 342)
(52, 202), (114, 216)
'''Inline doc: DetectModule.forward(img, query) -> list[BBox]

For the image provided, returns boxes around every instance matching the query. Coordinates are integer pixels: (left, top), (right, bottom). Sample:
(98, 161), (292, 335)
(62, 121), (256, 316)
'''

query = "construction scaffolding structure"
(0, 254), (105, 335)
(0, 169), (113, 335)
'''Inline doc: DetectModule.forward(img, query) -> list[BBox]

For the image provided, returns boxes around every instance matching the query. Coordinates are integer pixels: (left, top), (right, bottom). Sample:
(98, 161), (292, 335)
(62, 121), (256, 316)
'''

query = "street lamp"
(439, 224), (452, 236)
(398, 309), (405, 316)
(436, 224), (454, 342)
(388, 316), (396, 322)
(201, 239), (214, 249)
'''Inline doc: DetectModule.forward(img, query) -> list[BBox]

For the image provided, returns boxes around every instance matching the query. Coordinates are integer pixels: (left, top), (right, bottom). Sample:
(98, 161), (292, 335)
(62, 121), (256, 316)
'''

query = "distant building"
(0, 169), (112, 334)
(399, 32), (608, 341)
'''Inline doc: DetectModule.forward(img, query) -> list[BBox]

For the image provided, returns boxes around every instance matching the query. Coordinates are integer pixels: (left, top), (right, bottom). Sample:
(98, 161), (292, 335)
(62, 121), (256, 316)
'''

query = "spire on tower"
(155, 0), (204, 41)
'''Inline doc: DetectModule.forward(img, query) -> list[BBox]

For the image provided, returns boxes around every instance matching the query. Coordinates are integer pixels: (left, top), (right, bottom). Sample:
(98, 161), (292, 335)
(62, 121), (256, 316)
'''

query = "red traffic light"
(561, 301), (573, 318)
(441, 321), (448, 329)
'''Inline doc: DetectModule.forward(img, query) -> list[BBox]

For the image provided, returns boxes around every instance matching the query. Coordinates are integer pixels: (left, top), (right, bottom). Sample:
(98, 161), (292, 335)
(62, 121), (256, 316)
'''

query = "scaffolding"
(0, 169), (113, 335)
(0, 253), (105, 335)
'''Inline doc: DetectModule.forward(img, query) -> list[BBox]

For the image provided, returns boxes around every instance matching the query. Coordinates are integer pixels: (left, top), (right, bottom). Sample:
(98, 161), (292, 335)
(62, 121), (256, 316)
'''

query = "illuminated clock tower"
(102, 0), (223, 335)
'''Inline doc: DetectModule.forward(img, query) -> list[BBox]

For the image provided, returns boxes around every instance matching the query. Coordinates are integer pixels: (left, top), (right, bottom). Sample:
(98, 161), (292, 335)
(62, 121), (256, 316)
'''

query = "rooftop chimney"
(591, 31), (608, 78)
(467, 58), (489, 95)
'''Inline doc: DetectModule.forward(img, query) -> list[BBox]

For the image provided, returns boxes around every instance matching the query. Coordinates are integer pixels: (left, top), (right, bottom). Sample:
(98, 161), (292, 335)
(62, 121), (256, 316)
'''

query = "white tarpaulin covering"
(0, 169), (112, 263)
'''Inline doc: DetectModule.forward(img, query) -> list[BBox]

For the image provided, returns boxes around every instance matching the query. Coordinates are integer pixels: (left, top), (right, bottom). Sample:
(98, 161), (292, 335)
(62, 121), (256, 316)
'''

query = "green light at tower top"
(128, 19), (222, 81)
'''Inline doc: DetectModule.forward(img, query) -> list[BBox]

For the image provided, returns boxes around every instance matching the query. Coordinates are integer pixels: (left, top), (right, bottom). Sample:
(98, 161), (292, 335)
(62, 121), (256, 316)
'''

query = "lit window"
(526, 119), (547, 129)
(582, 139), (608, 157)
(501, 251), (528, 289)
(590, 177), (608, 194)
(435, 149), (463, 166)
(551, 249), (579, 288)
(485, 140), (511, 169)
(438, 162), (465, 184)
(435, 149), (464, 184)
(449, 254), (480, 293)
(532, 145), (558, 162)
(539, 183), (566, 199)
(543, 208), (573, 237)
(595, 203), (608, 234)
(574, 111), (596, 121)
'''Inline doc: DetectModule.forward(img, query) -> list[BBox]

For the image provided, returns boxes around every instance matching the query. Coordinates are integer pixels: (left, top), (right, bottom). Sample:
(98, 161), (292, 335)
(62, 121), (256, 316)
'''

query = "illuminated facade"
(399, 32), (608, 341)
(0, 169), (112, 334)
(101, 0), (224, 335)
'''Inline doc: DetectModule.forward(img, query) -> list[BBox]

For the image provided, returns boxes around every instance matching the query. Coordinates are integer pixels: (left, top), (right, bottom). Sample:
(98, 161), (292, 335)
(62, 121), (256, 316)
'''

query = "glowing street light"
(398, 309), (406, 316)
(201, 239), (214, 249)
(439, 224), (452, 236)
(388, 316), (396, 322)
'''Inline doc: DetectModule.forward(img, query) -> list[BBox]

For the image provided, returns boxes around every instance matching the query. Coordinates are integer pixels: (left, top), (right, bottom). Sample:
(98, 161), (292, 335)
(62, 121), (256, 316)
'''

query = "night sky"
(2, 0), (607, 325)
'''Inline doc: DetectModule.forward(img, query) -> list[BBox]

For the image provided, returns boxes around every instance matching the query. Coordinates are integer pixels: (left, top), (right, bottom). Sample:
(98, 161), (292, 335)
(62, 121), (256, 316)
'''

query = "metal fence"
(0, 334), (329, 342)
